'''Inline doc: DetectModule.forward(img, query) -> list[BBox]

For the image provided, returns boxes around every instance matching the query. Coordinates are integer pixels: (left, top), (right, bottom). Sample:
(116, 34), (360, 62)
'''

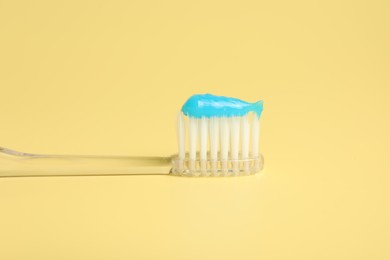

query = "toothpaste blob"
(181, 93), (263, 118)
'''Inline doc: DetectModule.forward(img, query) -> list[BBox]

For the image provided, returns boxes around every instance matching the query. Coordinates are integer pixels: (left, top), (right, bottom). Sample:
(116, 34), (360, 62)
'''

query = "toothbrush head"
(171, 93), (264, 177)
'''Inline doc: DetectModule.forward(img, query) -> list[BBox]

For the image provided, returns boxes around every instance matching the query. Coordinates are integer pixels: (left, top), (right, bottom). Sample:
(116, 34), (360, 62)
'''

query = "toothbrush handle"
(0, 147), (172, 177)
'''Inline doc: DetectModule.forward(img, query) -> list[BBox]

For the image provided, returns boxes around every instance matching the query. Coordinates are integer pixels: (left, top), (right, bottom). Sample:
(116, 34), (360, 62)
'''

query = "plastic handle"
(0, 147), (172, 177)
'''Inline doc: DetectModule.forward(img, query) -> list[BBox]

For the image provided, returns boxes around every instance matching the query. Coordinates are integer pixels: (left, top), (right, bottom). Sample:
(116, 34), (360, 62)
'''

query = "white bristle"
(188, 117), (198, 171)
(220, 117), (230, 173)
(241, 115), (250, 173)
(230, 116), (240, 173)
(209, 117), (219, 173)
(199, 117), (208, 173)
(251, 114), (259, 158)
(177, 112), (186, 161)
(241, 115), (250, 159)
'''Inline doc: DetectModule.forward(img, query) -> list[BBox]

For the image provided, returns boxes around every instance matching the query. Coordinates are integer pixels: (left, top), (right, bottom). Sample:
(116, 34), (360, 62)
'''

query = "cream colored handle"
(0, 147), (172, 177)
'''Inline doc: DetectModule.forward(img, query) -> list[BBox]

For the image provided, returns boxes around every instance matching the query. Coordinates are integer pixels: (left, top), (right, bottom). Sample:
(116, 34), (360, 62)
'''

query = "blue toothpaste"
(181, 93), (263, 118)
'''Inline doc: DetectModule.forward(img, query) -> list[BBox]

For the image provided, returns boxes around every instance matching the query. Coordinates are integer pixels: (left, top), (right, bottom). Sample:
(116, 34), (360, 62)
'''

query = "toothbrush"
(0, 94), (263, 177)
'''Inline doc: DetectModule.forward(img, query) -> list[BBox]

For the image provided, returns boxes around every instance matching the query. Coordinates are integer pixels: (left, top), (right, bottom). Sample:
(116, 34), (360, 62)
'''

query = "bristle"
(199, 117), (208, 174)
(251, 114), (259, 158)
(176, 112), (186, 172)
(251, 114), (260, 171)
(220, 117), (230, 174)
(241, 115), (250, 173)
(209, 117), (219, 173)
(188, 117), (198, 172)
(177, 112), (186, 160)
(241, 115), (250, 158)
(230, 116), (240, 174)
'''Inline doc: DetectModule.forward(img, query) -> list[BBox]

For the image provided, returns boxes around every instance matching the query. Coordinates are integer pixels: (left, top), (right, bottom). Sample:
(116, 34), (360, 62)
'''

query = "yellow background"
(1, 0), (389, 259)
